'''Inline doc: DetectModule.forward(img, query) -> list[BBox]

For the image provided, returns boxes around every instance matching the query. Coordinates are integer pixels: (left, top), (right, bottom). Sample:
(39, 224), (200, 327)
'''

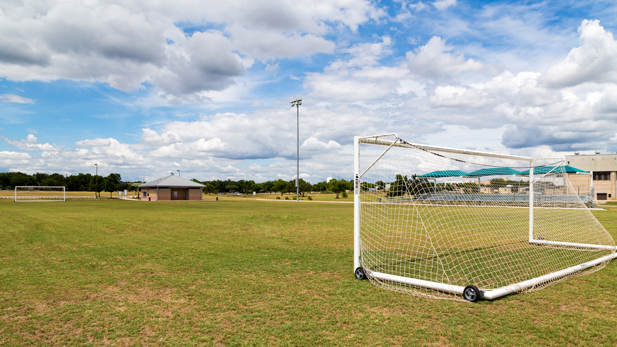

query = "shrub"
(307, 196), (312, 201)
(276, 196), (280, 200)
(285, 196), (290, 200)
(341, 191), (348, 198)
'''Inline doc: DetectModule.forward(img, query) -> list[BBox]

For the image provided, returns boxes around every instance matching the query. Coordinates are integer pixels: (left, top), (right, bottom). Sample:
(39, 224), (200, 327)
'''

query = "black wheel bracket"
(463, 285), (481, 302)
(355, 267), (367, 280)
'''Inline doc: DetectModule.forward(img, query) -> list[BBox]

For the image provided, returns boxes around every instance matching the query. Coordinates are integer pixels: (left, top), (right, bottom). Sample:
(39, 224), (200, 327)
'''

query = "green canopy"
(519, 165), (587, 175)
(419, 170), (468, 178)
(464, 168), (522, 177)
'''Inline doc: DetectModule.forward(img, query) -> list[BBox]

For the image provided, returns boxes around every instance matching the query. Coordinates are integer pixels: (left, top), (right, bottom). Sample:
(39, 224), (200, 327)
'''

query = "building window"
(593, 172), (611, 181)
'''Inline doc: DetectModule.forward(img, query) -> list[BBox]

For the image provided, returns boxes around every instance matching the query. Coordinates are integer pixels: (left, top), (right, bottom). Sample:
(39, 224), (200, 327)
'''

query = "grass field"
(1, 199), (617, 346)
(205, 192), (352, 202)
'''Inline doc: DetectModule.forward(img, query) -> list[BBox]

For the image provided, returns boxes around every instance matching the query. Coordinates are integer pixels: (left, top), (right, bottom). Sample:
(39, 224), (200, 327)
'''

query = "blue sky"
(1, 0), (617, 182)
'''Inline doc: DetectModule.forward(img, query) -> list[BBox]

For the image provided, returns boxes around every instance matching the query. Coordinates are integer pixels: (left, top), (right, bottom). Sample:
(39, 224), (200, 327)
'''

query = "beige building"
(138, 174), (204, 201)
(566, 152), (617, 201)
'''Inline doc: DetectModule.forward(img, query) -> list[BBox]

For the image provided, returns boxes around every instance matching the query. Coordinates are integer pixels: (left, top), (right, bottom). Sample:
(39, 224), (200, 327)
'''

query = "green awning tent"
(464, 168), (523, 178)
(419, 170), (468, 178)
(519, 165), (588, 175)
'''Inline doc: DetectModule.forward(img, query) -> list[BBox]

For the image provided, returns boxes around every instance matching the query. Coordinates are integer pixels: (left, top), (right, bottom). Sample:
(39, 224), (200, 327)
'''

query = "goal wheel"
(355, 267), (367, 280)
(463, 285), (481, 302)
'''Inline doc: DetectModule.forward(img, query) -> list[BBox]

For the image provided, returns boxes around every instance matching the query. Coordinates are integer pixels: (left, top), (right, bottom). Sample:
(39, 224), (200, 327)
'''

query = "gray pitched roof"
(138, 175), (205, 188)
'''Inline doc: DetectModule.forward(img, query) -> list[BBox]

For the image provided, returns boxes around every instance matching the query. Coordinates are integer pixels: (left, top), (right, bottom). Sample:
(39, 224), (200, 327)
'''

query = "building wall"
(141, 188), (157, 201)
(189, 189), (202, 200)
(567, 173), (591, 193)
(565, 153), (617, 201)
(141, 186), (204, 201)
(566, 153), (617, 171)
(170, 188), (187, 200)
(593, 172), (615, 200)
(158, 188), (171, 201)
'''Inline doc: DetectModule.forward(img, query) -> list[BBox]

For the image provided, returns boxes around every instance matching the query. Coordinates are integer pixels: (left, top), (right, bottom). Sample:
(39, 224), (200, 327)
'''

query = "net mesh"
(358, 135), (615, 301)
(15, 186), (65, 201)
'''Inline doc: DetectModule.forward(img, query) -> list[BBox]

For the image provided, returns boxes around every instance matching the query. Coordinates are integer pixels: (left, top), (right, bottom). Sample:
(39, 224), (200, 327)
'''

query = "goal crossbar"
(354, 134), (615, 301)
(358, 134), (562, 162)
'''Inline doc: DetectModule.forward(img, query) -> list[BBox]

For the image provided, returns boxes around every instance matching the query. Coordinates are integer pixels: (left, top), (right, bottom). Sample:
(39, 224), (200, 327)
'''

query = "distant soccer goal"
(353, 134), (616, 302)
(14, 186), (66, 202)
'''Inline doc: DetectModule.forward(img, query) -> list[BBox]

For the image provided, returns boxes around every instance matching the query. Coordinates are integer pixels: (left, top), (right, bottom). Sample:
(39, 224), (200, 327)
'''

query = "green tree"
(490, 178), (508, 187)
(313, 181), (328, 192)
(387, 174), (431, 197)
(261, 181), (274, 194)
(67, 173), (92, 191)
(34, 172), (49, 186)
(299, 179), (312, 197)
(204, 182), (216, 195)
(375, 180), (385, 191)
(41, 173), (66, 187)
(285, 180), (296, 195)
(91, 175), (104, 196)
(327, 178), (349, 199)
(273, 179), (287, 196)
(103, 173), (122, 197)
(10, 172), (37, 188)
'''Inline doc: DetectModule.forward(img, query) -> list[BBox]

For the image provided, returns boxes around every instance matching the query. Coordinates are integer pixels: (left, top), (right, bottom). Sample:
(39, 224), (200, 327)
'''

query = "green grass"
(1, 199), (617, 346)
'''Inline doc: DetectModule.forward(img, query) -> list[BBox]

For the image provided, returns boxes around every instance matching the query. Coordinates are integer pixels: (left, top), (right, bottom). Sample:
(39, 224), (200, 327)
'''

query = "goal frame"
(353, 134), (617, 301)
(14, 186), (66, 202)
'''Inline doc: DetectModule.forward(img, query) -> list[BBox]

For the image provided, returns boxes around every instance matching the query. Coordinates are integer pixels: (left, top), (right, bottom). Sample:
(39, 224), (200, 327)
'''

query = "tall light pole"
(95, 163), (98, 198)
(290, 99), (302, 203)
(177, 170), (180, 177)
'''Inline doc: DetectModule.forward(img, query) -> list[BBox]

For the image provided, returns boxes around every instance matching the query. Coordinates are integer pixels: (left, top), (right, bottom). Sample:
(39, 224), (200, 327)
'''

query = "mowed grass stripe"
(0, 199), (616, 346)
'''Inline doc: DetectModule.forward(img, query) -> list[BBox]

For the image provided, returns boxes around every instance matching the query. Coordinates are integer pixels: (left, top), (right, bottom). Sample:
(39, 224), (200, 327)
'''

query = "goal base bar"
(530, 240), (616, 251)
(369, 252), (617, 301)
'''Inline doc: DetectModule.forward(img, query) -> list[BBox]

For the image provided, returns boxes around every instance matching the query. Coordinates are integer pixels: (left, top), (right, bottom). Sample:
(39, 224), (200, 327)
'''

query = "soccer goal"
(14, 186), (66, 202)
(353, 134), (616, 302)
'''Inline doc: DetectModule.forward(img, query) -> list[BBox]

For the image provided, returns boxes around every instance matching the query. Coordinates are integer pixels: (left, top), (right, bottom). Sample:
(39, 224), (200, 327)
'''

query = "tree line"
(0, 172), (355, 198)
(194, 178), (354, 198)
(0, 172), (128, 196)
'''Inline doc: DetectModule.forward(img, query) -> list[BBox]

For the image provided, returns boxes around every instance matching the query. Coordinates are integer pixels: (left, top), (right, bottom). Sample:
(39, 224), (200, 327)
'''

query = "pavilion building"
(138, 174), (204, 201)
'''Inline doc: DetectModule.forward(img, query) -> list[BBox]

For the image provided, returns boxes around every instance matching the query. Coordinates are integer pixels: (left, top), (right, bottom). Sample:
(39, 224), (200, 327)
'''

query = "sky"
(1, 0), (617, 183)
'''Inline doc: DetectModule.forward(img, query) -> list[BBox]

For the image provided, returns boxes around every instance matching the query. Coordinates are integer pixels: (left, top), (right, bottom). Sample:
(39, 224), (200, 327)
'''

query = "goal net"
(15, 186), (66, 202)
(353, 134), (616, 302)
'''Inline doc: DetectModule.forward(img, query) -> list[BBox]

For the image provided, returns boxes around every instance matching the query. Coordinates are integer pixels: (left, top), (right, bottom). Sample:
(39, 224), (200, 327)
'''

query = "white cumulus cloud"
(5, 134), (58, 151)
(0, 94), (34, 104)
(433, 0), (456, 11)
(0, 0), (384, 103)
(407, 37), (485, 79)
(75, 138), (113, 147)
(544, 20), (617, 88)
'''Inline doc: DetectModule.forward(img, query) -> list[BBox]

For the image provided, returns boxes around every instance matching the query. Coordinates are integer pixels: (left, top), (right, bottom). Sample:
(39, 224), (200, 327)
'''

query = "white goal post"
(354, 134), (616, 302)
(14, 186), (66, 202)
